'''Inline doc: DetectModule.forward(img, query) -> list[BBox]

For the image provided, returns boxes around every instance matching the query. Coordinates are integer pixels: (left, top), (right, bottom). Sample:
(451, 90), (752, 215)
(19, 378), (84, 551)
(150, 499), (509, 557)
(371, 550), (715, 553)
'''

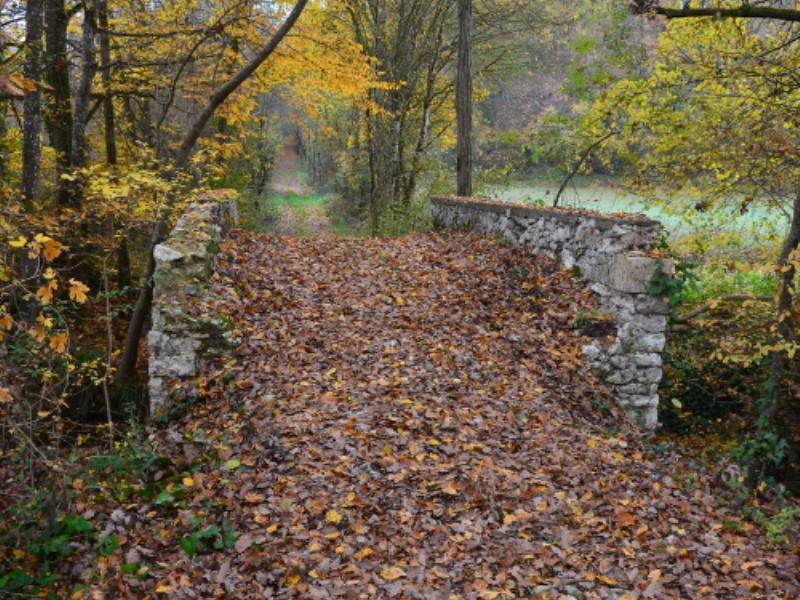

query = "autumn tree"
(612, 1), (800, 479)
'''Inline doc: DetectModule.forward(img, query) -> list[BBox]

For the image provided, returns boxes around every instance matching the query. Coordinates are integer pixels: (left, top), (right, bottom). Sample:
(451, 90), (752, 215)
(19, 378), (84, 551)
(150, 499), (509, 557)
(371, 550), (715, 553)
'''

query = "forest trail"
(266, 137), (332, 236)
(269, 139), (310, 196)
(126, 232), (800, 598)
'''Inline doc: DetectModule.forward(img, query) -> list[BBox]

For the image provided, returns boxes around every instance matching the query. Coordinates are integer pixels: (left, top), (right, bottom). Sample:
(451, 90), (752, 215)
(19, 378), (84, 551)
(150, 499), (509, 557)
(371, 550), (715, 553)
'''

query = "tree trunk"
(73, 2), (97, 168)
(22, 0), (44, 208)
(113, 220), (166, 396)
(768, 190), (800, 456)
(114, 0), (310, 404)
(456, 0), (473, 197)
(98, 0), (116, 164)
(44, 0), (77, 207)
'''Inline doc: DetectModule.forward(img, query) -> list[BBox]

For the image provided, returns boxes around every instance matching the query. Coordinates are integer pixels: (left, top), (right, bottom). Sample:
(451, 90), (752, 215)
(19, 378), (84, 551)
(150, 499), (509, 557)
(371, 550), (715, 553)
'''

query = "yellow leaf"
(155, 583), (173, 594)
(43, 267), (56, 280)
(355, 547), (373, 559)
(325, 509), (343, 524)
(49, 332), (68, 354)
(286, 574), (301, 585)
(36, 280), (57, 305)
(68, 279), (90, 304)
(379, 566), (406, 582)
(479, 592), (502, 600)
(42, 240), (63, 262)
(182, 477), (195, 487)
(0, 387), (13, 404)
(266, 523), (278, 533)
(9, 236), (27, 248)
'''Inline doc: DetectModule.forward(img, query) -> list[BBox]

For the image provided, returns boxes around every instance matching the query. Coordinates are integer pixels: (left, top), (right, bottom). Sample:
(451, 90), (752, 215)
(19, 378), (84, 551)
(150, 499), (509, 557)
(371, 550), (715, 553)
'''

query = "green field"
(484, 177), (785, 237)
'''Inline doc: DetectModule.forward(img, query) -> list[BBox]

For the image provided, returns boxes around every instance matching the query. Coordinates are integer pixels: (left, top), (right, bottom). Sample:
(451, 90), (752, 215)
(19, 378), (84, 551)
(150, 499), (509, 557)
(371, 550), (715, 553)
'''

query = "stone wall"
(431, 196), (673, 428)
(148, 190), (239, 416)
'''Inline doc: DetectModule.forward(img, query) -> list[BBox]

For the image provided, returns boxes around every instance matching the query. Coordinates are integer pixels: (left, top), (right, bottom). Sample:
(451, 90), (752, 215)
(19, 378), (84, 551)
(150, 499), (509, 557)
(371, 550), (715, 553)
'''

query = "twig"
(553, 130), (618, 208)
(674, 294), (772, 323)
(102, 257), (115, 449)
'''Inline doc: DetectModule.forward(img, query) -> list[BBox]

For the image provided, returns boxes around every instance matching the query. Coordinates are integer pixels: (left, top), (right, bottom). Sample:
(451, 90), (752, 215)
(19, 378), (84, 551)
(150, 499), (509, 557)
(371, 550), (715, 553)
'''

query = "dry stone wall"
(431, 196), (673, 428)
(148, 190), (239, 416)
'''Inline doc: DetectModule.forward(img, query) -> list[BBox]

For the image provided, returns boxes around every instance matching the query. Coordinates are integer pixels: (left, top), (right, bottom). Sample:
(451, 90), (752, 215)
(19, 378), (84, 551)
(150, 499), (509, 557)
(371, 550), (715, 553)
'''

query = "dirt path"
(267, 138), (332, 236)
(125, 232), (799, 599)
(269, 138), (311, 196)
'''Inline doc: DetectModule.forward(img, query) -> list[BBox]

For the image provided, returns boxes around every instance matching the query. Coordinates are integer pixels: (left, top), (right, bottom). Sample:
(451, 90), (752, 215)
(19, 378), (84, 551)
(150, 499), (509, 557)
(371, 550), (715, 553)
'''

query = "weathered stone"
(581, 344), (602, 363)
(617, 382), (660, 396)
(154, 244), (184, 263)
(619, 394), (660, 408)
(603, 254), (672, 294)
(631, 353), (662, 368)
(635, 295), (671, 315)
(631, 314), (668, 333)
(632, 333), (667, 354)
(606, 368), (637, 385)
(148, 190), (239, 416)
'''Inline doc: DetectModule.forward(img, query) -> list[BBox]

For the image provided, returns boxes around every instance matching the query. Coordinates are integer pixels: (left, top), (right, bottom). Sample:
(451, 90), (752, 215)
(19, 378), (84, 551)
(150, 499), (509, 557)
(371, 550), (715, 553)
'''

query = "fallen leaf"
(325, 509), (343, 524)
(441, 480), (460, 495)
(379, 566), (406, 582)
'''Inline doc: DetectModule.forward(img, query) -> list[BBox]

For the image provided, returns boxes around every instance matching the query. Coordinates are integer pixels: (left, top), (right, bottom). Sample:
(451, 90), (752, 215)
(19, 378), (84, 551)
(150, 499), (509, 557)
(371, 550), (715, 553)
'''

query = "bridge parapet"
(148, 190), (239, 416)
(432, 196), (673, 428)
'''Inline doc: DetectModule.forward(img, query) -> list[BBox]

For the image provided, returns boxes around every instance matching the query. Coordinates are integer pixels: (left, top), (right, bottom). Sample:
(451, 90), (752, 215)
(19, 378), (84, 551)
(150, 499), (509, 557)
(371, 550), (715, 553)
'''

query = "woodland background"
(1, 0), (800, 595)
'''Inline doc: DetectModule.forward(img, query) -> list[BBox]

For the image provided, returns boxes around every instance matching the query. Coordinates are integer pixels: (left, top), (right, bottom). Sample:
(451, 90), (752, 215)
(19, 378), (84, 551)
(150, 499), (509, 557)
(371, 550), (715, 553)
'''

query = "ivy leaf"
(154, 490), (176, 506)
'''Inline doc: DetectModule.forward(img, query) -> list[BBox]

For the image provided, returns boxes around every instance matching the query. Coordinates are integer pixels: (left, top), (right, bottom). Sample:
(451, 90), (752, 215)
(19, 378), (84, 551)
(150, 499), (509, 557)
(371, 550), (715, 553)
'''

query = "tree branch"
(174, 0), (309, 170)
(553, 130), (617, 208)
(630, 1), (800, 23)
(674, 294), (773, 324)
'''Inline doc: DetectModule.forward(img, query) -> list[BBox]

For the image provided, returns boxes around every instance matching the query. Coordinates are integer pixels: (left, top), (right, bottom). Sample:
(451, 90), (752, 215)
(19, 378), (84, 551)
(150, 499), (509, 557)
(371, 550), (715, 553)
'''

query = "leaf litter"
(86, 232), (799, 598)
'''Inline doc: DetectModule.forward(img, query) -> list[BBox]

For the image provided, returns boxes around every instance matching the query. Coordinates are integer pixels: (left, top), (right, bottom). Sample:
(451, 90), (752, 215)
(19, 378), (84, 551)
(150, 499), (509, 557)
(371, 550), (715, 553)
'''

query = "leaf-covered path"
(145, 232), (798, 598)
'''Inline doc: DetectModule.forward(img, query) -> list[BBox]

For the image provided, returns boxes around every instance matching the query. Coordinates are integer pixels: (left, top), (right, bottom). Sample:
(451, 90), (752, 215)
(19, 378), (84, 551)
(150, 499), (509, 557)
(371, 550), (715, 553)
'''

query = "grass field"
(484, 176), (784, 235)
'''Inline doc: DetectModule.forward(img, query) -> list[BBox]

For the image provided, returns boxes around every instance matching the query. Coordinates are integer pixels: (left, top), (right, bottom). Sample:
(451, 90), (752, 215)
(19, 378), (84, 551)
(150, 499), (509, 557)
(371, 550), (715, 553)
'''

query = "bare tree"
(456, 0), (473, 196)
(22, 0), (43, 207)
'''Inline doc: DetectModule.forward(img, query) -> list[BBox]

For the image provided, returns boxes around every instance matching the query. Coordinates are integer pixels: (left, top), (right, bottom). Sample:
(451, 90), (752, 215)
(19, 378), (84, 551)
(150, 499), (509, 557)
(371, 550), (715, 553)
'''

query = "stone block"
(635, 295), (671, 315)
(603, 254), (674, 294)
(616, 382), (659, 396)
(154, 244), (184, 263)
